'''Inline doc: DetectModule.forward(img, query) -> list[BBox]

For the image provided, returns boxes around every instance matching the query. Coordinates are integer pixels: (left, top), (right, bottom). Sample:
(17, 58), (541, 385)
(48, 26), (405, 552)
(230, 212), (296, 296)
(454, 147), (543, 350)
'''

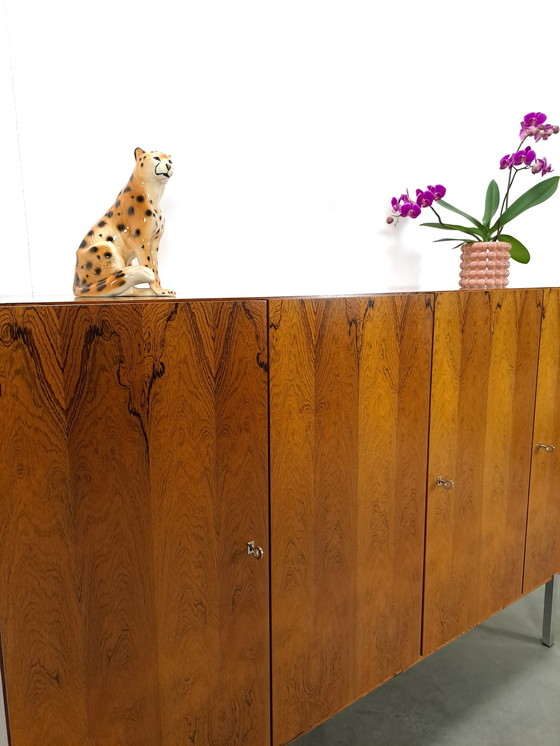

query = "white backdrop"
(2, 0), (560, 300)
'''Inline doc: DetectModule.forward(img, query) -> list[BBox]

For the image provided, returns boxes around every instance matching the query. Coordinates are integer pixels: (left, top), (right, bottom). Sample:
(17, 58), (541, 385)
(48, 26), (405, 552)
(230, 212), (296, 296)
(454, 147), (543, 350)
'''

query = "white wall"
(2, 0), (560, 300)
(1, 0), (29, 297)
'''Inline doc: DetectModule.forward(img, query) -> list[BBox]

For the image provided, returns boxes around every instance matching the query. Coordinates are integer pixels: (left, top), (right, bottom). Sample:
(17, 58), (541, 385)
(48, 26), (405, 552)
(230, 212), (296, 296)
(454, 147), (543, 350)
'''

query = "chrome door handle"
(537, 443), (556, 453)
(246, 540), (264, 560)
(436, 475), (455, 489)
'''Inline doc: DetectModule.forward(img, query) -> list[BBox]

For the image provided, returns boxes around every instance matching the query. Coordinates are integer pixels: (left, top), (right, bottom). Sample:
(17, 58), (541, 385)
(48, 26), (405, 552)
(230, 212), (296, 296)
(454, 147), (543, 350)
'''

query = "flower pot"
(459, 241), (511, 289)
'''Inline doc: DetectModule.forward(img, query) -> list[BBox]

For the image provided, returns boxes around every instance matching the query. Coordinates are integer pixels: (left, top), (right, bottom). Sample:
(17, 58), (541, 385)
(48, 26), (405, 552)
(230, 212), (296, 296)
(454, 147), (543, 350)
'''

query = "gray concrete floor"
(293, 585), (560, 746)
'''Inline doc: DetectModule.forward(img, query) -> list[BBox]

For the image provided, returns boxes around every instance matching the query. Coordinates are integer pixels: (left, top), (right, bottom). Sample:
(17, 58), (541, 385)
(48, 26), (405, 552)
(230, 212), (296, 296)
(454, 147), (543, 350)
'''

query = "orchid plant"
(387, 112), (560, 263)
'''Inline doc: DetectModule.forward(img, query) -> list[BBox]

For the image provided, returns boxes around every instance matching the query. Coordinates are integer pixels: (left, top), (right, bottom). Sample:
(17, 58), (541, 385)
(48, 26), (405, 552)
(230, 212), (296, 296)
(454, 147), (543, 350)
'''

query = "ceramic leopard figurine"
(73, 147), (175, 296)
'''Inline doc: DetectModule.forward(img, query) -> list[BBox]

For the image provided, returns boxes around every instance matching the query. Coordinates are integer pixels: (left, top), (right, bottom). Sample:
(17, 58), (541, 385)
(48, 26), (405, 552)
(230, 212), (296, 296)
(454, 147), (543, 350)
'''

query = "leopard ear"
(134, 147), (145, 161)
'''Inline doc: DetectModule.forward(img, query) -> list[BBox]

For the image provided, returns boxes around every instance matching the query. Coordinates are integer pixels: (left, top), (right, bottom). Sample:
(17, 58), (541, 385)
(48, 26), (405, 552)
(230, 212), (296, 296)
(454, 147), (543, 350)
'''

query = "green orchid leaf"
(498, 234), (531, 264)
(492, 176), (560, 230)
(482, 180), (500, 225)
(436, 199), (484, 229)
(433, 239), (472, 249)
(420, 221), (483, 239)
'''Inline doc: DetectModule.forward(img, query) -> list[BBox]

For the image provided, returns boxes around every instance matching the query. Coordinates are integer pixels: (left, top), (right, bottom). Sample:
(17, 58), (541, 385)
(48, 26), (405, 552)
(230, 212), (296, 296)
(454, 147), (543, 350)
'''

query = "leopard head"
(134, 147), (174, 183)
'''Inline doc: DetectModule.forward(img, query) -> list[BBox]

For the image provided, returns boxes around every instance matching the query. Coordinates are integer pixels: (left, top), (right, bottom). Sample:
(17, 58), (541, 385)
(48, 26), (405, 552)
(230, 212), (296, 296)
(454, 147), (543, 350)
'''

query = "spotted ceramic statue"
(73, 147), (175, 296)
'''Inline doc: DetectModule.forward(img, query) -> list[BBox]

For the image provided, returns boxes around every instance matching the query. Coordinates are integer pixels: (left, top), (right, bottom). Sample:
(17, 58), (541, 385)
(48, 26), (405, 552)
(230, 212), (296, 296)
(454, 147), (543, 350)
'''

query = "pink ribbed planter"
(459, 241), (511, 289)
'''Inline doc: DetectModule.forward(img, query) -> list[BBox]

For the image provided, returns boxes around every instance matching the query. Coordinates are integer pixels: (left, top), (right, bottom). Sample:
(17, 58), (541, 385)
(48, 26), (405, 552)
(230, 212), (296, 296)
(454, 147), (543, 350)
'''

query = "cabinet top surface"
(0, 287), (556, 307)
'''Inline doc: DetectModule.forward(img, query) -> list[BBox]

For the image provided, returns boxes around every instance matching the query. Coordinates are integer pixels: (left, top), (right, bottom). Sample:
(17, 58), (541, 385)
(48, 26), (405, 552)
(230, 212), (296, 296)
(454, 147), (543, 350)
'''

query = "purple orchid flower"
(416, 189), (434, 208)
(512, 147), (536, 166)
(500, 154), (513, 169)
(523, 147), (537, 164)
(400, 202), (421, 218)
(390, 192), (422, 218)
(500, 147), (536, 169)
(520, 112), (548, 138)
(391, 193), (411, 215)
(427, 184), (446, 200)
(532, 157), (553, 176)
(389, 185), (445, 222)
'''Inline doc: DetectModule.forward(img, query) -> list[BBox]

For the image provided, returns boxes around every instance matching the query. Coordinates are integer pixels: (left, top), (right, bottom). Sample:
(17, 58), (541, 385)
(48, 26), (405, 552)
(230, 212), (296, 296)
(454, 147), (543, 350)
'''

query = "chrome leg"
(542, 575), (557, 647)
(0, 666), (7, 746)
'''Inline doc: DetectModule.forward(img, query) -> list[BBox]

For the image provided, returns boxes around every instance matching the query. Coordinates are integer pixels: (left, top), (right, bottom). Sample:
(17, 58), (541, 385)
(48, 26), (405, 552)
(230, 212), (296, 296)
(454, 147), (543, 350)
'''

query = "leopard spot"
(145, 210), (152, 216)
(117, 224), (125, 231)
(107, 211), (113, 218)
(106, 236), (114, 242)
(95, 267), (101, 275)
(87, 230), (94, 236)
(136, 195), (145, 203)
(128, 206), (135, 215)
(98, 220), (106, 227)
(135, 229), (141, 236)
(86, 261), (92, 269)
(116, 200), (121, 207)
(124, 186), (131, 193)
(79, 240), (87, 249)
(104, 252), (112, 259)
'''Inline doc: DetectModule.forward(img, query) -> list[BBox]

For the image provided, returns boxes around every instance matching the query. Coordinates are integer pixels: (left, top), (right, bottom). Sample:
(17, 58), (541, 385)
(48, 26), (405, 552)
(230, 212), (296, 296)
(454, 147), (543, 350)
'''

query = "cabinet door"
(270, 295), (433, 746)
(424, 289), (542, 655)
(524, 288), (560, 591)
(0, 300), (269, 746)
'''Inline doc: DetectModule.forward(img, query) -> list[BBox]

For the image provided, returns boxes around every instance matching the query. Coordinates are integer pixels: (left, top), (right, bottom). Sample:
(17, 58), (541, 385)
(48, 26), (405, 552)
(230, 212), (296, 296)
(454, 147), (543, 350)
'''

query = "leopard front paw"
(153, 287), (176, 296)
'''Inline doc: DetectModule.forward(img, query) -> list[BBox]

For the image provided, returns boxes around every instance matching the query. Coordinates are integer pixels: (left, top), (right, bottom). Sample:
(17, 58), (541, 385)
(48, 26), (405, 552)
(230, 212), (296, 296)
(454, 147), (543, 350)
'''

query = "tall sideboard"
(0, 289), (558, 746)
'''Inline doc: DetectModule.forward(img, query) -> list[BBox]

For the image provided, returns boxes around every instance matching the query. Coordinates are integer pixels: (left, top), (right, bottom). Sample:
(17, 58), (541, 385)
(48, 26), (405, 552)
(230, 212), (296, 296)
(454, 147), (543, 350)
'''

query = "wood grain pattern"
(524, 288), (560, 590)
(59, 303), (161, 746)
(0, 306), (87, 746)
(0, 299), (269, 746)
(355, 295), (433, 693)
(270, 295), (433, 746)
(424, 289), (542, 655)
(145, 300), (270, 746)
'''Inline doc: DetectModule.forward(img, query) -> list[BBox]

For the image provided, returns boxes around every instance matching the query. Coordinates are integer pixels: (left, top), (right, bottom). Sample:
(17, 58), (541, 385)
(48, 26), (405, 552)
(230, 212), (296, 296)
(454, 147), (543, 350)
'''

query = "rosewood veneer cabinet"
(0, 288), (558, 746)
